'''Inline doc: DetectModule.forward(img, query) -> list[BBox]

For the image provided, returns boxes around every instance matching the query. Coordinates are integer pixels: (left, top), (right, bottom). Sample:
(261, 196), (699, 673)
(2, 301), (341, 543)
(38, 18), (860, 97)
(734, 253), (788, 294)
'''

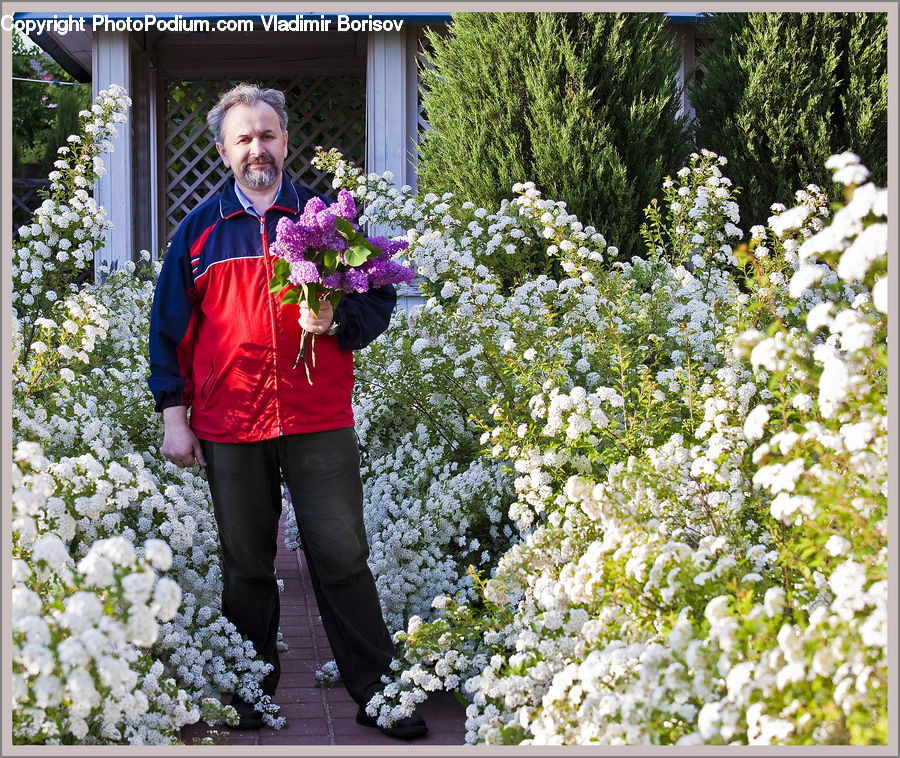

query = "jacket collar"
(219, 174), (300, 219)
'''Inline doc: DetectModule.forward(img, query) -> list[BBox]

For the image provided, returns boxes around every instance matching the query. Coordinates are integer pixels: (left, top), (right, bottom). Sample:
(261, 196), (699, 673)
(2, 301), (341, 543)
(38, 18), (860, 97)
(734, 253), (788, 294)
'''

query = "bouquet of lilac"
(269, 188), (415, 382)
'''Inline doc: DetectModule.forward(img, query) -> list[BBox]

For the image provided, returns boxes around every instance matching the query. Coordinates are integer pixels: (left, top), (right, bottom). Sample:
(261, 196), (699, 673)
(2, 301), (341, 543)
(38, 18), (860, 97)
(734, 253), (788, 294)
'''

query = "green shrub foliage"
(12, 30), (90, 178)
(417, 12), (691, 283)
(689, 12), (887, 228)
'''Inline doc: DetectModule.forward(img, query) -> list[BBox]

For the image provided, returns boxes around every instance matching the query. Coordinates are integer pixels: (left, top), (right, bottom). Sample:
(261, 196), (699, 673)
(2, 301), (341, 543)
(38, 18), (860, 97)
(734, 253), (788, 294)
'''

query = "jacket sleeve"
(335, 284), (398, 351)
(147, 224), (199, 412)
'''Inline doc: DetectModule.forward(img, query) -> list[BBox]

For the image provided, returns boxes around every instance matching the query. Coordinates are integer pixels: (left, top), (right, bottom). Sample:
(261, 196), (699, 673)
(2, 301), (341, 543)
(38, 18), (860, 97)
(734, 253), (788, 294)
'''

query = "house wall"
(129, 38), (159, 258)
(158, 74), (368, 242)
(150, 28), (370, 249)
(366, 25), (429, 310)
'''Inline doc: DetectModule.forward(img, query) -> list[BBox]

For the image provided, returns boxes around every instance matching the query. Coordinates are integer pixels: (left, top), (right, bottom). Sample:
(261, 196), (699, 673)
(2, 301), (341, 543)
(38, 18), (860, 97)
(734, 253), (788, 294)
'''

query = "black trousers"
(200, 427), (395, 705)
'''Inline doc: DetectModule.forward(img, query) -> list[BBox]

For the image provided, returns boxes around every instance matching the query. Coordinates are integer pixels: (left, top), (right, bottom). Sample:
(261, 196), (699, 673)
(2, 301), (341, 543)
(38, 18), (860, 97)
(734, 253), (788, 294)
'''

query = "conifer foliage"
(417, 12), (691, 281)
(689, 12), (887, 228)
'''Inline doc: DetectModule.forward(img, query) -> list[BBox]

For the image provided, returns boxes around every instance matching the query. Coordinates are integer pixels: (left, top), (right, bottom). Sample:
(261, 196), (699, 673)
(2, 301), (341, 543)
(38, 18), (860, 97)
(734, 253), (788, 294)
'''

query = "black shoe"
(356, 706), (428, 740)
(225, 699), (265, 730)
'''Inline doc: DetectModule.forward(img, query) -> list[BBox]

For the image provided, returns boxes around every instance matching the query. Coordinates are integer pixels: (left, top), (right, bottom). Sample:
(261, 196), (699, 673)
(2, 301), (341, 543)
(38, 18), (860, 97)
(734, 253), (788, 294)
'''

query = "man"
(147, 83), (426, 740)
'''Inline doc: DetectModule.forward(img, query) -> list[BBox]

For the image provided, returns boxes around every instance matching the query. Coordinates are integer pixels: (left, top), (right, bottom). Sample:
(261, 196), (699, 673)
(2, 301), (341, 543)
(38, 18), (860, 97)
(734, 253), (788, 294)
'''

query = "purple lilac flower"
(320, 269), (369, 294)
(312, 205), (350, 252)
(274, 209), (348, 259)
(344, 268), (370, 293)
(284, 198), (347, 251)
(273, 197), (414, 298)
(273, 220), (318, 260)
(272, 217), (317, 261)
(367, 236), (410, 257)
(289, 259), (320, 285)
(299, 197), (327, 226)
(362, 253), (416, 288)
(322, 272), (344, 290)
(335, 189), (357, 221)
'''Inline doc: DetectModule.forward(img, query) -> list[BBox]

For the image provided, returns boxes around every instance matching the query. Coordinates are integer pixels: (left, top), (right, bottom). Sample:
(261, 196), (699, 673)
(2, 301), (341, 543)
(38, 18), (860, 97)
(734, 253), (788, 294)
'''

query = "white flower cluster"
(329, 148), (887, 745)
(12, 443), (191, 743)
(13, 85), (130, 318)
(363, 435), (510, 631)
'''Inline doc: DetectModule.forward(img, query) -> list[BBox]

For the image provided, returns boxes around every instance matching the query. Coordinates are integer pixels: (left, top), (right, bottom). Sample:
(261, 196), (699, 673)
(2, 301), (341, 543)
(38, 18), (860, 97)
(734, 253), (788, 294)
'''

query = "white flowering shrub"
(11, 87), (282, 744)
(316, 147), (887, 744)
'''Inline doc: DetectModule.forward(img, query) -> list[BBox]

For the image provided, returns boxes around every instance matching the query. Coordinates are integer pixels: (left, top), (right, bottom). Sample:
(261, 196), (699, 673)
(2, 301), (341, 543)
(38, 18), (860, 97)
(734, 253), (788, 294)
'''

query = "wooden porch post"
(366, 28), (423, 310)
(92, 30), (133, 278)
(365, 27), (425, 207)
(129, 44), (160, 262)
(675, 24), (697, 123)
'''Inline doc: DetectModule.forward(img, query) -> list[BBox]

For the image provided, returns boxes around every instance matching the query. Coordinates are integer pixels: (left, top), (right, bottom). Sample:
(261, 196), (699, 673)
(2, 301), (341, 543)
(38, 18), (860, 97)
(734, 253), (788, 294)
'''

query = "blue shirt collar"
(234, 183), (263, 217)
(219, 175), (301, 219)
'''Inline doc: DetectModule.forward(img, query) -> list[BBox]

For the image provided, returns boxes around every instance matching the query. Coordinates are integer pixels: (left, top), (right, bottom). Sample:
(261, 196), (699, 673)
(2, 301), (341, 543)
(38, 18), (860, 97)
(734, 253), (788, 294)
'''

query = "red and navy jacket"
(147, 176), (396, 443)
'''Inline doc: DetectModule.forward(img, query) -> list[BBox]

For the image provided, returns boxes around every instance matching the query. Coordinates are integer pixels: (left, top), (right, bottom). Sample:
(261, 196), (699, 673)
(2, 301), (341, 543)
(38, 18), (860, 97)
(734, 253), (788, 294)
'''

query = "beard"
(240, 155), (279, 189)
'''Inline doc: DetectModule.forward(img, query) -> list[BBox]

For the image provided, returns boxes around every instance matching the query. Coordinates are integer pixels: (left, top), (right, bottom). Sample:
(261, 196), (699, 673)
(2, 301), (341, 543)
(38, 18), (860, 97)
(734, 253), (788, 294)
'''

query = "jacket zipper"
(260, 213), (284, 436)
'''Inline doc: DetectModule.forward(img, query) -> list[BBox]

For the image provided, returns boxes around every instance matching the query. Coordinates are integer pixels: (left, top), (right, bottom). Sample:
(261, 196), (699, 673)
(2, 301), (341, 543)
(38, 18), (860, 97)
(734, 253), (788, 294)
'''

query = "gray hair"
(207, 83), (288, 143)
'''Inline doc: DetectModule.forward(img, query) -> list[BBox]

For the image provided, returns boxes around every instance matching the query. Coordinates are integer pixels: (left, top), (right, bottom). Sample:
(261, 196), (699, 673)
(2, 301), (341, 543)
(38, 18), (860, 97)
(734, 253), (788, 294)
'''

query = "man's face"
(216, 101), (289, 193)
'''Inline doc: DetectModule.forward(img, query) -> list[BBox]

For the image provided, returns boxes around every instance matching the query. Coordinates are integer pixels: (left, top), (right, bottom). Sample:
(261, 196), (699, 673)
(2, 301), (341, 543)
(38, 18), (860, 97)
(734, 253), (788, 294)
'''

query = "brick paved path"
(181, 515), (468, 748)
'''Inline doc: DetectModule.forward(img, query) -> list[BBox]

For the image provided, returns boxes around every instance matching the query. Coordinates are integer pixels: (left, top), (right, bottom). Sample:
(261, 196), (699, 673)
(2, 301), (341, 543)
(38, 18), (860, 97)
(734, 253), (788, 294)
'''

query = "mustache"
(243, 154), (275, 169)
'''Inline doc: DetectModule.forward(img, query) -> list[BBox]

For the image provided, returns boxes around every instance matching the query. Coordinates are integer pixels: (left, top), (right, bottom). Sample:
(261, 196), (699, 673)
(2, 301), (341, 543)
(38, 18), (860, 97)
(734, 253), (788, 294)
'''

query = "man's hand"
(299, 300), (334, 334)
(161, 406), (207, 468)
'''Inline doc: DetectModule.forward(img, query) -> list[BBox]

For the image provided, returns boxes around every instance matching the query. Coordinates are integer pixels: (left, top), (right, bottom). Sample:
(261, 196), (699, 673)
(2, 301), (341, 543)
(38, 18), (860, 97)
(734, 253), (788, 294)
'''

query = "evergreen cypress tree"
(417, 12), (691, 283)
(840, 13), (888, 185)
(689, 12), (887, 228)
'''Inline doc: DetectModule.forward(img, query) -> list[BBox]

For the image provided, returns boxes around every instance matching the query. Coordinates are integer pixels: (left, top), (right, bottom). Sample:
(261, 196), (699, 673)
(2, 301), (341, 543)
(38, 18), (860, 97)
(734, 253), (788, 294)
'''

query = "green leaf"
(281, 288), (300, 305)
(798, 544), (820, 561)
(269, 258), (290, 292)
(362, 239), (384, 257)
(345, 243), (372, 267)
(273, 257), (290, 279)
(733, 242), (751, 267)
(323, 250), (339, 275)
(334, 217), (356, 239)
(329, 291), (342, 309)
